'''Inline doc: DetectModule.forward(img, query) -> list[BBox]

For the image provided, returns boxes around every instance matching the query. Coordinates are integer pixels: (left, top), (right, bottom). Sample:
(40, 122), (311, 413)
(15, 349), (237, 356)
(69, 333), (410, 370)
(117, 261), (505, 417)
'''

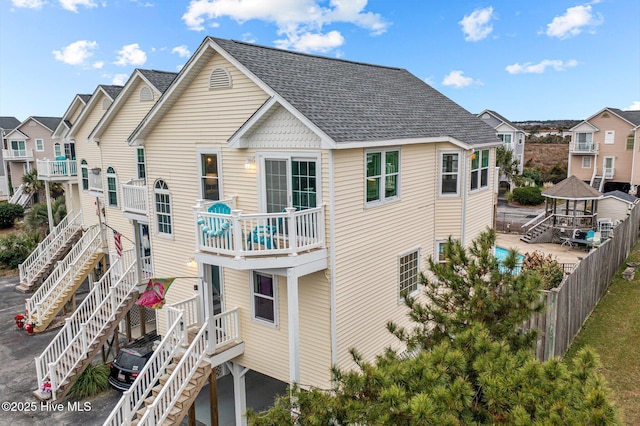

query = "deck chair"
(247, 225), (277, 250)
(197, 203), (231, 237)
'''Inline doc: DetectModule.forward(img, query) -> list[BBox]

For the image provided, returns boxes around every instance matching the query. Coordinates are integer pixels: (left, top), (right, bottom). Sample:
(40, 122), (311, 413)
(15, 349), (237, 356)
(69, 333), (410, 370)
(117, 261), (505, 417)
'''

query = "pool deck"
(495, 232), (586, 265)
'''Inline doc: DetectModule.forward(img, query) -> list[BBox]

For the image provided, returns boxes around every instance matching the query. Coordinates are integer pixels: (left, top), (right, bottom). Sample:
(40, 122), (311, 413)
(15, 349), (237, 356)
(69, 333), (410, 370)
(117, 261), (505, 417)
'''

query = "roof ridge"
(211, 37), (405, 72)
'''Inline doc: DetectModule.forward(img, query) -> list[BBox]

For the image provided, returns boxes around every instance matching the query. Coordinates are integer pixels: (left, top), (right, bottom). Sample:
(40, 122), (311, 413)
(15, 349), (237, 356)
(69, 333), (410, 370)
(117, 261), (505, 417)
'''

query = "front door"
(205, 265), (223, 315)
(263, 158), (318, 212)
(137, 223), (152, 277)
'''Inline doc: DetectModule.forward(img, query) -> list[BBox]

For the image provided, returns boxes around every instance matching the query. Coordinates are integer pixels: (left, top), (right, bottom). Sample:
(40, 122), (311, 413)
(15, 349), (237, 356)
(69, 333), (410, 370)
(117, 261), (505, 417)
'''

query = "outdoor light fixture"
(244, 156), (256, 170)
(187, 257), (197, 268)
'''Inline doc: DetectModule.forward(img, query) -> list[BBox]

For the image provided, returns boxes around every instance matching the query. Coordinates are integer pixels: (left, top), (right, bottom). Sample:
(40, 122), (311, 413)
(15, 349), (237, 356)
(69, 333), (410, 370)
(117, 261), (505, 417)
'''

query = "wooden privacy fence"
(527, 203), (640, 361)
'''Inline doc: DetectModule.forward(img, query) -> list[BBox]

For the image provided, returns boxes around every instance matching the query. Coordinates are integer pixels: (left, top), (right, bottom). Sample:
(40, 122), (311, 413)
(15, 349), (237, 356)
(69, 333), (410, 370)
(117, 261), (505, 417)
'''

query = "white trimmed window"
(154, 180), (172, 235)
(200, 152), (220, 200)
(399, 249), (419, 299)
(35, 139), (44, 151)
(436, 241), (448, 263)
(604, 130), (615, 144)
(54, 143), (62, 158)
(136, 148), (146, 180)
(440, 152), (460, 195)
(471, 149), (490, 191)
(582, 157), (592, 168)
(252, 272), (277, 326)
(576, 132), (593, 144)
(498, 134), (512, 145)
(106, 166), (118, 207)
(365, 148), (400, 205)
(80, 160), (89, 190)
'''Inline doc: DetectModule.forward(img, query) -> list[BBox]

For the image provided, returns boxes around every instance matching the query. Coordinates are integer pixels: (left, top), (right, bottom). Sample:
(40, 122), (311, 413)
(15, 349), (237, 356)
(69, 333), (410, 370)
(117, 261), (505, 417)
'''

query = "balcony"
(604, 167), (615, 179)
(36, 159), (77, 181)
(2, 148), (33, 161)
(121, 178), (148, 218)
(569, 142), (598, 154)
(193, 199), (328, 271)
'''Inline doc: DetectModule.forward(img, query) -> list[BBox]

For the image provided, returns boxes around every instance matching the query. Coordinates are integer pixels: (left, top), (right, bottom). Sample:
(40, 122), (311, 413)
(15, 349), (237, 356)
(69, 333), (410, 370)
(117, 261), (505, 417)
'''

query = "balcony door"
(263, 157), (317, 213)
(11, 140), (25, 157)
(603, 157), (615, 179)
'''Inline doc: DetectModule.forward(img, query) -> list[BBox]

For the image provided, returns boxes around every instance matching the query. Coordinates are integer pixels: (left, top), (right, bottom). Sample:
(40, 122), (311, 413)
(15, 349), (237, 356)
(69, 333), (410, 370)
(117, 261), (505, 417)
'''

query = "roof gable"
(542, 175), (602, 200)
(0, 116), (21, 131)
(5, 128), (29, 140)
(478, 109), (523, 132)
(67, 85), (122, 141)
(53, 94), (91, 139)
(602, 190), (638, 204)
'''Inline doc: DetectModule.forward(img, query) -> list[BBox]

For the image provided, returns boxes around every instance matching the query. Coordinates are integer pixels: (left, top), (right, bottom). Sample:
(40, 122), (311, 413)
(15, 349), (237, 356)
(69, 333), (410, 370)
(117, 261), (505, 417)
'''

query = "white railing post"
(65, 318), (73, 344)
(179, 319), (187, 347)
(80, 324), (88, 353)
(285, 207), (297, 255)
(193, 199), (205, 252)
(35, 356), (43, 387)
(231, 210), (243, 257)
(35, 303), (42, 326)
(48, 362), (57, 400)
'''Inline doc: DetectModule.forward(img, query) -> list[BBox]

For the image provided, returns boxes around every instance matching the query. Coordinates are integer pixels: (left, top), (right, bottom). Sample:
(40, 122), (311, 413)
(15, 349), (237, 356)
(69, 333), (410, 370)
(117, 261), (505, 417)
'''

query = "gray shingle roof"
(100, 85), (124, 100)
(32, 116), (62, 132)
(0, 116), (20, 131)
(482, 110), (524, 131)
(603, 190), (638, 204)
(139, 69), (178, 94)
(609, 108), (640, 126)
(79, 94), (92, 103)
(212, 38), (498, 146)
(542, 175), (602, 199)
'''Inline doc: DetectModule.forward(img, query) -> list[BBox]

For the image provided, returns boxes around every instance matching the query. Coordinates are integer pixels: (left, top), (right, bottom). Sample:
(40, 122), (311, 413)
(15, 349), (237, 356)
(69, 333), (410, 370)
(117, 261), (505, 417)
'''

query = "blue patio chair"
(247, 225), (277, 250)
(196, 203), (231, 238)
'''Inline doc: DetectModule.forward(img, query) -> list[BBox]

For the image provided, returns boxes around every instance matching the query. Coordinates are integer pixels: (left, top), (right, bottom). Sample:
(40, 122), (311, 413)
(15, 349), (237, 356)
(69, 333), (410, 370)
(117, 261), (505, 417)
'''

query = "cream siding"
(434, 144), (464, 240)
(244, 105), (321, 148)
(598, 198), (634, 223)
(464, 147), (497, 245)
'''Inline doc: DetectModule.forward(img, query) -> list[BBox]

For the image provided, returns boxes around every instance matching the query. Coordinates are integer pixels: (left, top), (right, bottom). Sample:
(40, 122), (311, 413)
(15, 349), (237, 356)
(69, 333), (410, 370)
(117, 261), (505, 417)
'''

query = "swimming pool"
(495, 246), (524, 274)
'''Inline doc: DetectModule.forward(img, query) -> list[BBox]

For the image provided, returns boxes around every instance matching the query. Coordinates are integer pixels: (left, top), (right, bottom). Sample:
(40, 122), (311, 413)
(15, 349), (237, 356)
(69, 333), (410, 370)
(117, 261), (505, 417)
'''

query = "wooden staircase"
(134, 358), (212, 426)
(521, 222), (553, 244)
(591, 175), (605, 192)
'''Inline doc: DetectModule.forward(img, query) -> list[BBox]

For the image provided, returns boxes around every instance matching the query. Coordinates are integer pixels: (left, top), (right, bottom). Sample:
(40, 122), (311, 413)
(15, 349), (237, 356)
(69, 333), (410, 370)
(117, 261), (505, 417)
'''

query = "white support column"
(131, 220), (143, 286)
(228, 362), (248, 426)
(44, 180), (54, 234)
(287, 267), (300, 384)
(67, 182), (74, 212)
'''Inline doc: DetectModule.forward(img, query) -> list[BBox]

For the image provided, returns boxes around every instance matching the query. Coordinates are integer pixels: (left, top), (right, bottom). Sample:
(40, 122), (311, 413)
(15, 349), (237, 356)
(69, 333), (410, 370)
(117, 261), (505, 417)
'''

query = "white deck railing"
(9, 184), (24, 204)
(2, 148), (33, 159)
(35, 250), (137, 400)
(569, 142), (598, 154)
(36, 159), (78, 178)
(19, 211), (83, 287)
(207, 307), (241, 353)
(25, 225), (103, 326)
(194, 202), (325, 257)
(121, 178), (148, 215)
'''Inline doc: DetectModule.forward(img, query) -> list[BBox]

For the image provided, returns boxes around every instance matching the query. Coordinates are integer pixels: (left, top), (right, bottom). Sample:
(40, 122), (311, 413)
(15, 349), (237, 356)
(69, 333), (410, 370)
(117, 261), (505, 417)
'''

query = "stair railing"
(522, 213), (555, 237)
(9, 184), (24, 204)
(103, 304), (189, 426)
(137, 319), (210, 426)
(35, 249), (137, 400)
(19, 210), (83, 287)
(25, 225), (102, 326)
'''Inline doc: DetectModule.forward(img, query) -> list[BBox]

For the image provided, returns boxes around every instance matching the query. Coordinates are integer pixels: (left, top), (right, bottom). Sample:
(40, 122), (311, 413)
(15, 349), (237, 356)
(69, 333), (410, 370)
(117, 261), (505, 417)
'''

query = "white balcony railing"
(2, 148), (33, 160)
(88, 172), (103, 193)
(121, 178), (148, 215)
(569, 142), (598, 154)
(194, 201), (325, 258)
(36, 159), (77, 178)
(604, 167), (615, 179)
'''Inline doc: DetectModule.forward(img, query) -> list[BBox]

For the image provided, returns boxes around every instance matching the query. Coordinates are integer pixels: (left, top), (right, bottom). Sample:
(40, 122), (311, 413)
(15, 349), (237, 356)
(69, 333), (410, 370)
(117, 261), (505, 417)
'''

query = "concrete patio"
(496, 232), (586, 265)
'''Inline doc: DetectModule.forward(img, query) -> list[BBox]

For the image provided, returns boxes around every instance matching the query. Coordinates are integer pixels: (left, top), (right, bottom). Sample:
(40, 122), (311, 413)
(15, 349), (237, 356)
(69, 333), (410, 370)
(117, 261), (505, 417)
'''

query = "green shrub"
(0, 203), (25, 229)
(0, 232), (39, 269)
(522, 169), (542, 186)
(512, 186), (544, 205)
(68, 363), (111, 399)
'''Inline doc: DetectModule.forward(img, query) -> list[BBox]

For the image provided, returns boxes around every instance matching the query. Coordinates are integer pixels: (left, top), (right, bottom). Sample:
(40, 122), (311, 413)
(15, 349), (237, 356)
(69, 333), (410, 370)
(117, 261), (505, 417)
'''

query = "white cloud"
(59, 0), (98, 12)
(505, 59), (578, 74)
(92, 61), (104, 69)
(459, 7), (494, 42)
(130, 0), (154, 6)
(52, 40), (98, 66)
(275, 30), (344, 53)
(114, 43), (147, 66)
(11, 0), (46, 9)
(626, 101), (640, 111)
(442, 70), (476, 88)
(171, 45), (191, 58)
(112, 74), (129, 85)
(545, 4), (603, 39)
(181, 0), (389, 53)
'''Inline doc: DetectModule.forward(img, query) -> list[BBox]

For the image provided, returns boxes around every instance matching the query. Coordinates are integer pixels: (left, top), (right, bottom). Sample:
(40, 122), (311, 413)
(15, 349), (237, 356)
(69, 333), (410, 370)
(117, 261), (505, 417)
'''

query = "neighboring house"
(598, 190), (639, 225)
(3, 116), (61, 200)
(478, 109), (526, 175)
(0, 116), (21, 199)
(568, 107), (640, 193)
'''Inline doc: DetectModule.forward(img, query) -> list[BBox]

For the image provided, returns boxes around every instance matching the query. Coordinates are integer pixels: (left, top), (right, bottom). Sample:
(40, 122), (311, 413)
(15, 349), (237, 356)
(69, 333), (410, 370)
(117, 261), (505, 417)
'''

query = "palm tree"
(24, 197), (67, 238)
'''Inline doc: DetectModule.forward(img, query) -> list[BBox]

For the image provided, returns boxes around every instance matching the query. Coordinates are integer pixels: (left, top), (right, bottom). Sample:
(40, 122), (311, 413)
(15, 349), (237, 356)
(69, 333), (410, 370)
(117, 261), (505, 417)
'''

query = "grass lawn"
(564, 242), (640, 425)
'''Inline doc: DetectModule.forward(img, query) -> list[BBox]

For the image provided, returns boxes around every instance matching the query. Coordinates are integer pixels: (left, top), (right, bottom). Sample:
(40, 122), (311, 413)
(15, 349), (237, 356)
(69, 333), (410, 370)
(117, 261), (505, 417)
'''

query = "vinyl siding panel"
(434, 145), (464, 240)
(464, 148), (497, 245)
(332, 144), (439, 370)
(598, 198), (632, 223)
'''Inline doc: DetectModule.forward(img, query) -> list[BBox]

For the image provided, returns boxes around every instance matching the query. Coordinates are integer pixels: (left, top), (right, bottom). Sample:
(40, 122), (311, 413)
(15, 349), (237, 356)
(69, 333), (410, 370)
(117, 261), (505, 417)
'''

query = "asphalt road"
(0, 274), (121, 426)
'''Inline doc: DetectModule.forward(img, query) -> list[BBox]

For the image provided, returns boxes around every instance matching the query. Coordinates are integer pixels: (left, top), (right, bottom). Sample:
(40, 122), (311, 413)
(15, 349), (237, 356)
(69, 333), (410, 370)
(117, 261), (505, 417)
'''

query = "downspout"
(328, 149), (337, 370)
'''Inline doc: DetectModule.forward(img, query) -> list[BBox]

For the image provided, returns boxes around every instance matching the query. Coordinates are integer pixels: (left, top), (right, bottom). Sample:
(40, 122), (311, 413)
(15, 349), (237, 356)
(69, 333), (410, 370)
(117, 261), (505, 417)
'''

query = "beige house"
(568, 107), (640, 193)
(28, 37), (500, 424)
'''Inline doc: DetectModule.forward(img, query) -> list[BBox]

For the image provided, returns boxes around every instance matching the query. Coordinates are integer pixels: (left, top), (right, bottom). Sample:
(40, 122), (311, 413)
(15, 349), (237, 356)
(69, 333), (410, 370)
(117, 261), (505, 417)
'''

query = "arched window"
(81, 160), (89, 190)
(106, 166), (118, 207)
(209, 67), (232, 89)
(139, 86), (154, 101)
(154, 180), (172, 235)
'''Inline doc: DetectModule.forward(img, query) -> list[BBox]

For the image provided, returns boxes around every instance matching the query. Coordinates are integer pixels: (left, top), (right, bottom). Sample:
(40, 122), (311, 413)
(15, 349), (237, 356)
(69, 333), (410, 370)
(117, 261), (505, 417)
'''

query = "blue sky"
(1, 0), (638, 123)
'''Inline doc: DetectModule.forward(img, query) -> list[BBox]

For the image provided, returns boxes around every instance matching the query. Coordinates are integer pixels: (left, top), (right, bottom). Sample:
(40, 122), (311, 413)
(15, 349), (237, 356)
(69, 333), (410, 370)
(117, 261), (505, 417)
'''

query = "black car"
(108, 342), (155, 391)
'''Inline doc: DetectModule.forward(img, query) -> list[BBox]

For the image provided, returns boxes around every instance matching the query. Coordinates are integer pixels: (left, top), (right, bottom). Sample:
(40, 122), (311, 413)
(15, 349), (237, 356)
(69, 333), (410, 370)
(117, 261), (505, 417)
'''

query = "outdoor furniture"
(562, 229), (597, 251)
(197, 202), (231, 238)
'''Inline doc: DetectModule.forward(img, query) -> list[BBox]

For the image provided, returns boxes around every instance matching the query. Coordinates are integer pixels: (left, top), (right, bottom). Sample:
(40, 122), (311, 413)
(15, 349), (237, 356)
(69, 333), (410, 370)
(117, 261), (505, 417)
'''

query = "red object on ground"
(25, 322), (34, 334)
(14, 314), (25, 329)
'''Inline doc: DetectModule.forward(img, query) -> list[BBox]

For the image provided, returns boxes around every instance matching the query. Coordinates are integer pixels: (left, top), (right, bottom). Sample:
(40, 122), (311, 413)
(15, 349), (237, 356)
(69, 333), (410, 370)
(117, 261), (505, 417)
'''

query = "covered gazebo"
(542, 175), (602, 236)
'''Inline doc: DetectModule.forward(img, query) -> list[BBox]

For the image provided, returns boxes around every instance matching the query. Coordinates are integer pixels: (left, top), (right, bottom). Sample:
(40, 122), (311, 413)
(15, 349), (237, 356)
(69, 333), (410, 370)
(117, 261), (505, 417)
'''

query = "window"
(136, 148), (146, 180)
(252, 272), (277, 325)
(626, 136), (635, 150)
(498, 134), (512, 145)
(436, 241), (447, 263)
(81, 160), (89, 190)
(11, 140), (26, 156)
(35, 139), (44, 151)
(399, 249), (419, 299)
(154, 180), (172, 235)
(139, 86), (154, 101)
(106, 166), (118, 207)
(209, 67), (232, 89)
(470, 149), (490, 191)
(582, 157), (592, 168)
(576, 132), (593, 144)
(440, 152), (459, 195)
(604, 130), (615, 144)
(292, 160), (316, 209)
(365, 149), (399, 205)
(54, 143), (62, 158)
(200, 153), (219, 200)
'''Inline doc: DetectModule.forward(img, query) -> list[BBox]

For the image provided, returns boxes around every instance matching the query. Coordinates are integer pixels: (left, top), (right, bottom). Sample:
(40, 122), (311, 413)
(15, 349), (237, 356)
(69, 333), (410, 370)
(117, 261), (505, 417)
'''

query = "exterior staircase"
(104, 297), (243, 426)
(521, 218), (554, 244)
(25, 224), (106, 333)
(9, 183), (33, 208)
(33, 249), (140, 401)
(590, 175), (605, 192)
(17, 211), (84, 293)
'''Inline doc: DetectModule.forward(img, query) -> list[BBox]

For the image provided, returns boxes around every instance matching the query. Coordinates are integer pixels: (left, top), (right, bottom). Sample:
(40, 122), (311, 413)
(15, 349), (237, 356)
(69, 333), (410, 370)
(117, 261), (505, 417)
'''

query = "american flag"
(113, 230), (123, 257)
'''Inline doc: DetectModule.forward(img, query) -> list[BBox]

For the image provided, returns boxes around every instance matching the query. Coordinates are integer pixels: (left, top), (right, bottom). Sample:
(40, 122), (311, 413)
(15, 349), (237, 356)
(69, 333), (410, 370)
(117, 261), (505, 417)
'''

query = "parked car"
(108, 339), (156, 391)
